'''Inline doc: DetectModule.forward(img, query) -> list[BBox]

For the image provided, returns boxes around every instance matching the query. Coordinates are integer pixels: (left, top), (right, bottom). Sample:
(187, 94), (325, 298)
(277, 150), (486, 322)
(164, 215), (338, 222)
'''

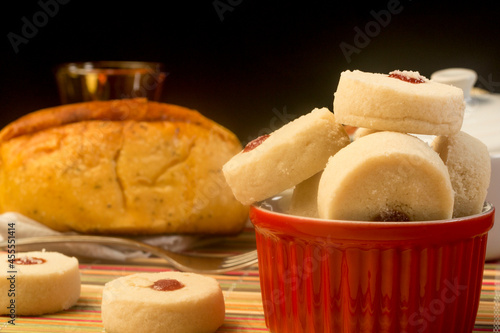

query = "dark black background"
(2, 0), (499, 144)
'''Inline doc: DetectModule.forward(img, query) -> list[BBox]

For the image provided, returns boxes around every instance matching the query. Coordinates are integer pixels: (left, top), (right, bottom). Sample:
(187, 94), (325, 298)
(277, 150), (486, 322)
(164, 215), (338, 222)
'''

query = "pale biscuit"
(223, 108), (350, 205)
(318, 132), (454, 221)
(101, 272), (225, 333)
(432, 131), (491, 217)
(289, 171), (322, 218)
(353, 127), (379, 140)
(0, 251), (80, 315)
(333, 70), (465, 135)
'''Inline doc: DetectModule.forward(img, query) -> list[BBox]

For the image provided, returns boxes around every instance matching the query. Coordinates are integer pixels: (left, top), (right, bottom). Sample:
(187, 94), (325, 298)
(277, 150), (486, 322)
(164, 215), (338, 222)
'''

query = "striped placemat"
(1, 229), (499, 332)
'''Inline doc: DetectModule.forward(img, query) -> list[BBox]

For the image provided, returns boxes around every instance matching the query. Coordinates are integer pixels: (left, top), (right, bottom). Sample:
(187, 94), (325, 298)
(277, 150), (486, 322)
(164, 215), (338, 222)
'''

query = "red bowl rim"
(250, 200), (495, 243)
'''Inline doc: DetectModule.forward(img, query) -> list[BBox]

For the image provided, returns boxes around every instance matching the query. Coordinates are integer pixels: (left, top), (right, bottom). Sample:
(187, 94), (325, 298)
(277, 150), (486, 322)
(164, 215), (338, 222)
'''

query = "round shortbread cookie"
(101, 272), (225, 333)
(353, 127), (379, 140)
(318, 131), (454, 221)
(0, 251), (80, 315)
(223, 108), (350, 205)
(432, 131), (491, 218)
(333, 70), (465, 135)
(289, 171), (322, 218)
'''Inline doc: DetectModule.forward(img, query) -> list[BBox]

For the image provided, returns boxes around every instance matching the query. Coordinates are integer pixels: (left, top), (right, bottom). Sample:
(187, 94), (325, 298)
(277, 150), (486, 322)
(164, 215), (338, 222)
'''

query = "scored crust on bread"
(0, 251), (80, 315)
(432, 131), (491, 218)
(318, 131), (454, 221)
(101, 272), (225, 333)
(0, 98), (248, 235)
(223, 107), (350, 205)
(333, 70), (465, 135)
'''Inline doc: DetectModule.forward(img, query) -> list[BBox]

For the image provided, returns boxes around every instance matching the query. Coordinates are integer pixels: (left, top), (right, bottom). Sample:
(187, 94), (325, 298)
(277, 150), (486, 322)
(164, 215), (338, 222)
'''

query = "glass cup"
(54, 61), (167, 104)
(250, 191), (495, 333)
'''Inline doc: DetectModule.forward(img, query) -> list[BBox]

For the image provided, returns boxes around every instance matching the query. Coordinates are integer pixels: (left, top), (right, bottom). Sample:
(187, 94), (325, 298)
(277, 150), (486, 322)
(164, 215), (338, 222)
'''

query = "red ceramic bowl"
(250, 194), (495, 333)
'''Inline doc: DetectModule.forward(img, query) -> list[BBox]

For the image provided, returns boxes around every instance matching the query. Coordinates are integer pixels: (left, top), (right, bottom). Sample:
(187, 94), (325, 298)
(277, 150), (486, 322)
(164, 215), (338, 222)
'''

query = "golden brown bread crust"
(0, 98), (231, 142)
(0, 99), (248, 235)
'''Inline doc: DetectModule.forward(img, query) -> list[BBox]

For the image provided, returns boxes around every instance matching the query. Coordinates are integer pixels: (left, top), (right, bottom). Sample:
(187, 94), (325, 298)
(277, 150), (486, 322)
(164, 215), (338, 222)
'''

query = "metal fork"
(0, 235), (258, 274)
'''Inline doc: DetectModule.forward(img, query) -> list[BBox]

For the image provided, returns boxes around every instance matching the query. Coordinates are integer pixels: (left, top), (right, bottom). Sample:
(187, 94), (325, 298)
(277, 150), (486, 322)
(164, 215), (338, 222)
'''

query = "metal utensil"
(0, 235), (258, 274)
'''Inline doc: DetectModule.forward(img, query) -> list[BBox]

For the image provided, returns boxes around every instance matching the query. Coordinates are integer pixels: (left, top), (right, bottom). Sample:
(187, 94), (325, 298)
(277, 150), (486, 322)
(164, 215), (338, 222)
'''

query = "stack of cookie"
(223, 70), (491, 221)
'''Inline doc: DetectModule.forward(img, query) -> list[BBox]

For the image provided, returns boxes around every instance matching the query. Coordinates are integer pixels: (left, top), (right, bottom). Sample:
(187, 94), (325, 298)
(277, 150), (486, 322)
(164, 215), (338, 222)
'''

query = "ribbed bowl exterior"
(250, 203), (495, 333)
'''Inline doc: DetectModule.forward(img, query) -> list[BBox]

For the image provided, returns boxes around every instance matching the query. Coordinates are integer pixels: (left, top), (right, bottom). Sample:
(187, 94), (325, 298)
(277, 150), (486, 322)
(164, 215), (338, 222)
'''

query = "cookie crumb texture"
(223, 107), (350, 205)
(101, 272), (225, 333)
(0, 251), (80, 315)
(318, 132), (454, 221)
(333, 70), (465, 135)
(432, 131), (491, 217)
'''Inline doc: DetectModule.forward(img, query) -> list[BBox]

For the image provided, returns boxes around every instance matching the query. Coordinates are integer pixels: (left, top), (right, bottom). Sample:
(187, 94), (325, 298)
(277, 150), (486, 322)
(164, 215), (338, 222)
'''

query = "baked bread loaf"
(318, 132), (454, 221)
(0, 98), (248, 235)
(0, 251), (80, 315)
(432, 131), (491, 217)
(333, 70), (465, 135)
(101, 271), (225, 333)
(223, 107), (350, 205)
